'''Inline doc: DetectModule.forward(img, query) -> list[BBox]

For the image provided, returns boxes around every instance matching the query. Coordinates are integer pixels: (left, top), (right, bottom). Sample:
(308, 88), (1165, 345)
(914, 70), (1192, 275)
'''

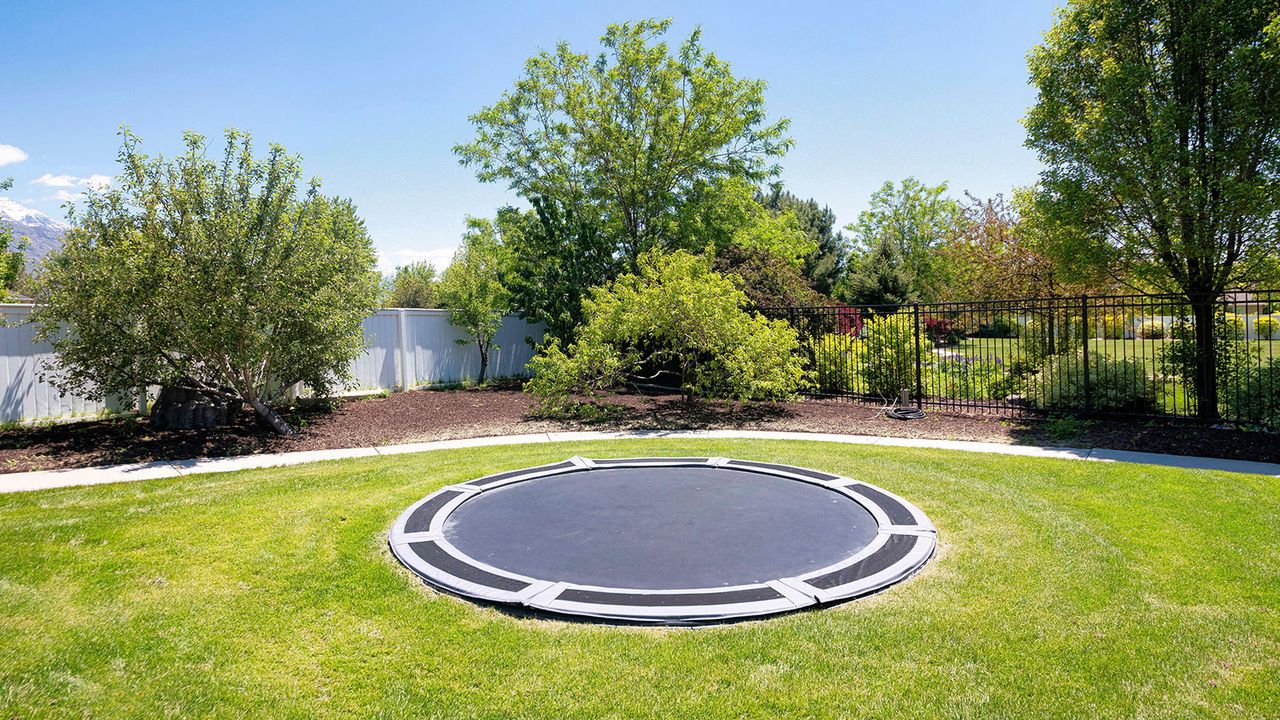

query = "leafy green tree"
(760, 185), (848, 295)
(526, 249), (807, 408)
(838, 237), (916, 307)
(673, 177), (815, 264)
(386, 261), (438, 308)
(712, 245), (828, 309)
(1024, 0), (1280, 418)
(847, 178), (963, 302)
(454, 18), (792, 263)
(33, 129), (380, 435)
(502, 196), (619, 343)
(0, 177), (24, 301)
(438, 218), (510, 383)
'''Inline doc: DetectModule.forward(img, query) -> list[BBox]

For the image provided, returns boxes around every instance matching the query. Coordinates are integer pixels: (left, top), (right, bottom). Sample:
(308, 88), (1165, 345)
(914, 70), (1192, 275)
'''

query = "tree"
(837, 237), (916, 307)
(672, 177), (816, 264)
(386, 261), (438, 308)
(526, 249), (807, 408)
(0, 177), (24, 301)
(1024, 0), (1280, 418)
(502, 196), (619, 343)
(438, 218), (510, 384)
(847, 178), (963, 302)
(32, 129), (380, 435)
(939, 191), (1086, 301)
(454, 18), (792, 264)
(760, 185), (849, 295)
(711, 245), (829, 309)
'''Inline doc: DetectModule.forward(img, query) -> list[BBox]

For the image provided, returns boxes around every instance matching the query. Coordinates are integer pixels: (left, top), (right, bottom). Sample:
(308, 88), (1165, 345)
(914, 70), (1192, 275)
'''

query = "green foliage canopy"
(385, 261), (438, 308)
(847, 178), (963, 302)
(500, 197), (618, 343)
(437, 218), (510, 383)
(1024, 0), (1280, 297)
(0, 177), (24, 301)
(32, 129), (380, 435)
(454, 18), (792, 263)
(760, 185), (849, 296)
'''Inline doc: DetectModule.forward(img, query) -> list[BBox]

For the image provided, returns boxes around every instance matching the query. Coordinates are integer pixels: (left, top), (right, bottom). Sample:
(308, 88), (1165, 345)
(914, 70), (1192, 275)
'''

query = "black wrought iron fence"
(762, 290), (1280, 428)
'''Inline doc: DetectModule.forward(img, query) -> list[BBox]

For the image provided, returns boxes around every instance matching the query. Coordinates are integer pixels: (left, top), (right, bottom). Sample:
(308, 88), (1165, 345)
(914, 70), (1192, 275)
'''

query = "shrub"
(926, 353), (1012, 400)
(861, 312), (931, 398)
(1024, 350), (1158, 412)
(526, 249), (808, 409)
(1099, 313), (1128, 339)
(1222, 314), (1246, 340)
(1018, 316), (1082, 372)
(1157, 317), (1260, 404)
(975, 315), (1020, 338)
(810, 333), (859, 394)
(923, 315), (963, 346)
(1223, 359), (1280, 428)
(1256, 315), (1280, 339)
(1136, 320), (1166, 339)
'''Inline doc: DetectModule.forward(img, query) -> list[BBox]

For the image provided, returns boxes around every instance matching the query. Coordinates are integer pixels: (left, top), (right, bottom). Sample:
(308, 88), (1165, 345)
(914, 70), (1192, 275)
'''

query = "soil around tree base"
(0, 385), (1276, 474)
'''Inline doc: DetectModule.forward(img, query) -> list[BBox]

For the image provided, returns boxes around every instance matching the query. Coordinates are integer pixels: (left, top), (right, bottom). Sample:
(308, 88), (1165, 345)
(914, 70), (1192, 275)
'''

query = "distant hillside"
(0, 197), (67, 261)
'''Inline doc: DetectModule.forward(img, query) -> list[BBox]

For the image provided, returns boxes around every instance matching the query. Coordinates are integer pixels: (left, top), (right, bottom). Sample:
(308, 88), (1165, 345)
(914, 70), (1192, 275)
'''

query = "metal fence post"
(913, 303), (923, 409)
(1080, 295), (1091, 414)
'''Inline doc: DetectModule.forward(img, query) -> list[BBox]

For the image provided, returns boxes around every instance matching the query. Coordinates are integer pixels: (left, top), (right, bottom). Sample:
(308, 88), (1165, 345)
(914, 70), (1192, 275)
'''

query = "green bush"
(1099, 313), (1129, 339)
(810, 333), (860, 394)
(925, 353), (1012, 400)
(1017, 316), (1082, 375)
(861, 312), (931, 398)
(1222, 314), (1246, 340)
(1135, 320), (1166, 340)
(1025, 350), (1158, 412)
(1223, 359), (1280, 428)
(1254, 315), (1279, 339)
(1157, 317), (1260, 404)
(526, 249), (808, 410)
(975, 315), (1020, 338)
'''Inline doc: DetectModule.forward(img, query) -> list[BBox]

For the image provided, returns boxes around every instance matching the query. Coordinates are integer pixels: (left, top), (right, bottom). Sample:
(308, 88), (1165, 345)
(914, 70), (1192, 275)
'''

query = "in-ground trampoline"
(388, 457), (936, 624)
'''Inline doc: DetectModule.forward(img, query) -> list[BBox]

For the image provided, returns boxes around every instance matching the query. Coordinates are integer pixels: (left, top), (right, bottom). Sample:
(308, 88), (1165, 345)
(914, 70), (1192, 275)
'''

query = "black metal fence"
(763, 290), (1280, 428)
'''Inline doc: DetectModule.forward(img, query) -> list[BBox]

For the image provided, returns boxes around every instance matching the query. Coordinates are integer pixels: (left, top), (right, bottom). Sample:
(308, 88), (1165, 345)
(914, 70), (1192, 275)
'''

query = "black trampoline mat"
(442, 466), (878, 589)
(390, 457), (937, 624)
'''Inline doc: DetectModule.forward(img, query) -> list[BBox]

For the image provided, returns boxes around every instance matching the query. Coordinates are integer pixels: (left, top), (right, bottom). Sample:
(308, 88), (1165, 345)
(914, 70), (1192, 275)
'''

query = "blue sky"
(1, 0), (1059, 271)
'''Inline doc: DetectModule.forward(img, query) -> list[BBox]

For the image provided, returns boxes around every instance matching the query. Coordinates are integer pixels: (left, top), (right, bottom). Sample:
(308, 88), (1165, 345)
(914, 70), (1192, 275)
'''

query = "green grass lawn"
(2, 439), (1278, 718)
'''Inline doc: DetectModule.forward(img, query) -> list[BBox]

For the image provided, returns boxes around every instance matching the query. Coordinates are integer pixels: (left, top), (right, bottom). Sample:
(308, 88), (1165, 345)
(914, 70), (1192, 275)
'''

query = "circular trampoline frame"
(388, 456), (936, 624)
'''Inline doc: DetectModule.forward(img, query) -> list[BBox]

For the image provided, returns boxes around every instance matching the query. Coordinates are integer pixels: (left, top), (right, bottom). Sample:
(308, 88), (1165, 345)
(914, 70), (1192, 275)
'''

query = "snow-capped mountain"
(0, 197), (68, 260)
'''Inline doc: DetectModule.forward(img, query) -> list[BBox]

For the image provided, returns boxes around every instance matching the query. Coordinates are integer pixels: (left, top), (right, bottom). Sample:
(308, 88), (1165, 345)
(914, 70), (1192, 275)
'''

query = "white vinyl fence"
(0, 304), (544, 424)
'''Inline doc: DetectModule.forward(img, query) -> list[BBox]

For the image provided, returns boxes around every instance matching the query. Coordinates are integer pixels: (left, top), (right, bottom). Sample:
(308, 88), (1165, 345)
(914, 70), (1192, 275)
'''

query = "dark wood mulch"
(0, 385), (1276, 474)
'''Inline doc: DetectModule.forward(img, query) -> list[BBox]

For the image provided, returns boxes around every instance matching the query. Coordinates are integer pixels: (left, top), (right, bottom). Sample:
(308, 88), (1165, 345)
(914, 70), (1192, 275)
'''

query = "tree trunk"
(477, 341), (489, 385)
(248, 396), (296, 436)
(1190, 297), (1220, 420)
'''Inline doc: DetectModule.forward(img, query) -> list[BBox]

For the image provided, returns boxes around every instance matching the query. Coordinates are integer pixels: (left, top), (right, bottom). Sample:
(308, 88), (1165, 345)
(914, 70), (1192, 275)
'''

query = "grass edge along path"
(1, 438), (1278, 718)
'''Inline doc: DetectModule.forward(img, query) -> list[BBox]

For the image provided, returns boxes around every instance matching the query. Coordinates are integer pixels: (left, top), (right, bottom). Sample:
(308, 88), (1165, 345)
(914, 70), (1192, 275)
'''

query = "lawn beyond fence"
(765, 291), (1280, 428)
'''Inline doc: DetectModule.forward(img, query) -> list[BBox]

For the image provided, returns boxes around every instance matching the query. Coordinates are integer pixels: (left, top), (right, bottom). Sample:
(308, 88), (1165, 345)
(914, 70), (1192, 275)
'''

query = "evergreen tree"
(838, 237), (915, 307)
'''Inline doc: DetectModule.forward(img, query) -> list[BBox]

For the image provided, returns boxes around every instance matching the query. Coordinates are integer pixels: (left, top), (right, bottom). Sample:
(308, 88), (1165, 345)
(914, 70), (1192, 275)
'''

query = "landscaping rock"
(150, 386), (234, 430)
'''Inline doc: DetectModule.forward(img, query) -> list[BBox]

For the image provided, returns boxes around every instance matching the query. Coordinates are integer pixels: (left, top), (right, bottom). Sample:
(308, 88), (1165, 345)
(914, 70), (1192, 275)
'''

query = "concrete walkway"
(1, 429), (1277, 494)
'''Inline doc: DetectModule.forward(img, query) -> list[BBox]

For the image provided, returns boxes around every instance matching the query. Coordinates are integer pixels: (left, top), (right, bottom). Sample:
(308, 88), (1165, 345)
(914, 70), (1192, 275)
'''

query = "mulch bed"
(0, 385), (1276, 474)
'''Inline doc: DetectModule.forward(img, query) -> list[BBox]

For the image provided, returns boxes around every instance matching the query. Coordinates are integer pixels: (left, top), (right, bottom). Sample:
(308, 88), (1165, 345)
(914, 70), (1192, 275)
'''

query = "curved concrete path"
(1, 429), (1277, 494)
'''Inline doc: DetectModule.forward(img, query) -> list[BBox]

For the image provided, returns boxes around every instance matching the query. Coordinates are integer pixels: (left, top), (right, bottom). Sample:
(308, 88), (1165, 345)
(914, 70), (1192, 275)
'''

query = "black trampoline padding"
(389, 457), (936, 624)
